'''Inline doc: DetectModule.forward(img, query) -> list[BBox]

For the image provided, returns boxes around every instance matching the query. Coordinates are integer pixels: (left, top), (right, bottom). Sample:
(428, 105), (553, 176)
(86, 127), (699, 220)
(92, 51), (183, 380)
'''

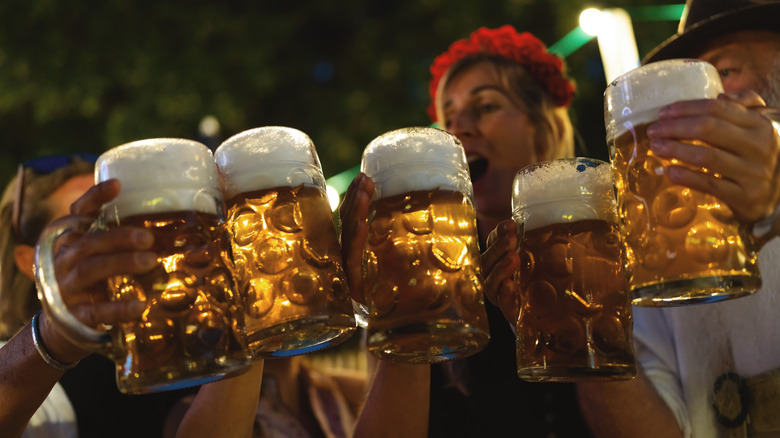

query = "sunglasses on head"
(12, 153), (99, 244)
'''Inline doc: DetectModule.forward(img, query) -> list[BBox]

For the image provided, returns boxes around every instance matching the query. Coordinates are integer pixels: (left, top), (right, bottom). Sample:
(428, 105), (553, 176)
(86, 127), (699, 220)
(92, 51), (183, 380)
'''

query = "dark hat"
(643, 0), (780, 64)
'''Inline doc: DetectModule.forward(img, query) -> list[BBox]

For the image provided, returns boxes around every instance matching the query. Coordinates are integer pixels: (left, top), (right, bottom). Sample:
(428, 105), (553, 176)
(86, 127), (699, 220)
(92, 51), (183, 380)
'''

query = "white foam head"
(96, 138), (221, 221)
(605, 59), (723, 139)
(361, 127), (473, 199)
(215, 126), (325, 199)
(512, 158), (616, 231)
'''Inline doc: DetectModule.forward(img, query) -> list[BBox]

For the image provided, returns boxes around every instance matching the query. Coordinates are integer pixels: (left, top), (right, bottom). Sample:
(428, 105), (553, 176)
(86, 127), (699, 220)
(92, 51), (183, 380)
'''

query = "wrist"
(33, 310), (86, 369)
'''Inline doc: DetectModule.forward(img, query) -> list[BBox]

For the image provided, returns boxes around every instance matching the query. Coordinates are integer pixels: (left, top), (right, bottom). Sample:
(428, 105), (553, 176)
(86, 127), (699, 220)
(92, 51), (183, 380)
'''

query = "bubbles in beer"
(639, 233), (675, 270)
(652, 187), (697, 229)
(546, 316), (585, 355)
(402, 206), (433, 235)
(282, 268), (323, 305)
(430, 237), (469, 272)
(184, 303), (228, 355)
(525, 280), (558, 317)
(627, 155), (664, 198)
(246, 277), (274, 317)
(254, 236), (294, 275)
(686, 224), (730, 264)
(269, 199), (302, 233)
(158, 272), (199, 312)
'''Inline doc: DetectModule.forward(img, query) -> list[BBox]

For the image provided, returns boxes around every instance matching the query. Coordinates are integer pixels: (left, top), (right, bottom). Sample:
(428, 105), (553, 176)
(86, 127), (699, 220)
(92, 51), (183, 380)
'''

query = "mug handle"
(34, 215), (113, 351)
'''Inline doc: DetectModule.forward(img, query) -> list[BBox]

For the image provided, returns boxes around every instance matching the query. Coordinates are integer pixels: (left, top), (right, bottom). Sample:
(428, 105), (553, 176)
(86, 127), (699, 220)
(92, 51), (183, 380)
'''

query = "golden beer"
(107, 210), (249, 392)
(605, 60), (760, 306)
(363, 189), (489, 363)
(513, 158), (635, 381)
(216, 126), (356, 357)
(36, 138), (251, 394)
(226, 184), (355, 357)
(517, 219), (635, 381)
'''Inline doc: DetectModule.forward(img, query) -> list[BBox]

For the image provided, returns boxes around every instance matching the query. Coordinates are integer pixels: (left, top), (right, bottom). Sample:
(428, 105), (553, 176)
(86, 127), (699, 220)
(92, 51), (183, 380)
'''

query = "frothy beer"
(361, 127), (489, 363)
(513, 159), (635, 382)
(216, 127), (355, 357)
(605, 59), (760, 306)
(97, 139), (249, 394)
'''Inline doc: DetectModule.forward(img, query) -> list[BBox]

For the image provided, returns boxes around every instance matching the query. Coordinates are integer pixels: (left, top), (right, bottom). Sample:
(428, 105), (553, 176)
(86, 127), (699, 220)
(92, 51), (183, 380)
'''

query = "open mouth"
(468, 157), (488, 182)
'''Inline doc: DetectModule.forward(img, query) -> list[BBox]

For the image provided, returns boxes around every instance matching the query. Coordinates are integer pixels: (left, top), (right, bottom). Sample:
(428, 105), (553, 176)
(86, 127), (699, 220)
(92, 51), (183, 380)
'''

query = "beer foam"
(605, 59), (723, 138)
(512, 158), (616, 231)
(97, 138), (222, 220)
(361, 127), (472, 198)
(215, 126), (325, 199)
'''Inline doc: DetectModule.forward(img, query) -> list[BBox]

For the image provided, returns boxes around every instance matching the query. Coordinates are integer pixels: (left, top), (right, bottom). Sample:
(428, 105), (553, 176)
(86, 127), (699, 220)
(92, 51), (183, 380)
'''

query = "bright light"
(594, 8), (640, 83)
(579, 8), (604, 37)
(326, 185), (340, 211)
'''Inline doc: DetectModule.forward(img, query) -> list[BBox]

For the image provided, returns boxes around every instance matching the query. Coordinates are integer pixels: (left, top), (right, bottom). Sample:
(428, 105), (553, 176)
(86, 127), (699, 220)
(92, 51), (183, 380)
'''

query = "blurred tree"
(0, 0), (677, 185)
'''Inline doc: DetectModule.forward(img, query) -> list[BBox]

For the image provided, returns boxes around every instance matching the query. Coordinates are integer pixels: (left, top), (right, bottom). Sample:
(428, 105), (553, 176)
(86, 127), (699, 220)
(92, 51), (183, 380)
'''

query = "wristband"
(31, 310), (80, 370)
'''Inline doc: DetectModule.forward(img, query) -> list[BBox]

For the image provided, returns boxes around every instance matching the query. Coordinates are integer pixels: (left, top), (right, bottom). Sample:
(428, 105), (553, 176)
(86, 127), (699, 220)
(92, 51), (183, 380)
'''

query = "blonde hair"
(435, 55), (575, 160)
(0, 158), (94, 339)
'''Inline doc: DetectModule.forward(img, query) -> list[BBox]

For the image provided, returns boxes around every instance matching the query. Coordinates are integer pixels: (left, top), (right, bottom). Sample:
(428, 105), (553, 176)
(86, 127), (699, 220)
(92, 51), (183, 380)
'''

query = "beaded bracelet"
(31, 310), (80, 370)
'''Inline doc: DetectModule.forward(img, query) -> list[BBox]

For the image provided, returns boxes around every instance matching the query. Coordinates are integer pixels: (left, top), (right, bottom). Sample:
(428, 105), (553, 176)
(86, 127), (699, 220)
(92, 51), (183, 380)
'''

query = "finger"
(649, 139), (746, 179)
(483, 250), (521, 307)
(70, 299), (146, 328)
(59, 250), (158, 293)
(70, 179), (121, 217)
(496, 278), (520, 326)
(482, 220), (517, 274)
(55, 227), (155, 273)
(652, 99), (770, 157)
(339, 173), (365, 219)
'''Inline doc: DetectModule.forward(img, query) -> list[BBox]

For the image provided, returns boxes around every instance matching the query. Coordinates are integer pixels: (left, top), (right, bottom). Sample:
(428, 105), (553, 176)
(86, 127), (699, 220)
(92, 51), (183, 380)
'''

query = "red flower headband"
(428, 25), (575, 121)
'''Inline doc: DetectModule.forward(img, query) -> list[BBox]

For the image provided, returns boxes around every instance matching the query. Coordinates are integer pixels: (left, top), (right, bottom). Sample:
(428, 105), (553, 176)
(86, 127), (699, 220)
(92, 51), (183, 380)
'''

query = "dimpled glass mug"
(360, 127), (489, 363)
(605, 59), (761, 306)
(215, 127), (356, 357)
(36, 138), (251, 394)
(512, 158), (636, 381)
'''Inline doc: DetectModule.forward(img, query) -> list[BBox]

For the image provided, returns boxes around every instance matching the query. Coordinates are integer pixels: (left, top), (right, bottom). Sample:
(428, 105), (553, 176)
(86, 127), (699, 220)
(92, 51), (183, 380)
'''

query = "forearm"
(174, 359), (264, 438)
(0, 323), (68, 438)
(352, 361), (430, 438)
(576, 369), (683, 438)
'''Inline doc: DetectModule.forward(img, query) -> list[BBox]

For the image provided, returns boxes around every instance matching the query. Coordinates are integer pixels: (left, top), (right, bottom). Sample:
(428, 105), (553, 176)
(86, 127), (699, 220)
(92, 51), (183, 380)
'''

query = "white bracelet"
(31, 310), (80, 370)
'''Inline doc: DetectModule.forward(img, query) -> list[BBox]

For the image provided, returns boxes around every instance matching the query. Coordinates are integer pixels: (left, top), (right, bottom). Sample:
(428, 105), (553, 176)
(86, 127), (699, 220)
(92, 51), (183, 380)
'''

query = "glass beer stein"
(512, 158), (636, 381)
(605, 59), (761, 306)
(215, 126), (356, 357)
(360, 127), (489, 363)
(36, 138), (251, 394)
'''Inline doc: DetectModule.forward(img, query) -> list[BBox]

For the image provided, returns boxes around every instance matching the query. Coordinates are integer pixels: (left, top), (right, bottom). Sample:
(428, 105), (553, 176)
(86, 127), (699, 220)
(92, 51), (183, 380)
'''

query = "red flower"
(428, 25), (575, 121)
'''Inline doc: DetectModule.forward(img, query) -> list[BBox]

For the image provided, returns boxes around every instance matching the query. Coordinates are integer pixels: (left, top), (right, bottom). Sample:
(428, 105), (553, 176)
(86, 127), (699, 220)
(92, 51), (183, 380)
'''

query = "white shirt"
(634, 238), (780, 437)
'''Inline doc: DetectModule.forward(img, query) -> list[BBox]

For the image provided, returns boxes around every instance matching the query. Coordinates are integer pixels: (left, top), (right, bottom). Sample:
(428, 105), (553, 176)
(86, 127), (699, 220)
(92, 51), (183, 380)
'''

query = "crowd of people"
(1, 0), (780, 436)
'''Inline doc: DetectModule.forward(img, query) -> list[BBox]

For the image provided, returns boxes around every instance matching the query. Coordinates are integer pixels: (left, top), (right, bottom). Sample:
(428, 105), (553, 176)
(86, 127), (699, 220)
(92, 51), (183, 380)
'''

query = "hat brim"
(643, 4), (780, 64)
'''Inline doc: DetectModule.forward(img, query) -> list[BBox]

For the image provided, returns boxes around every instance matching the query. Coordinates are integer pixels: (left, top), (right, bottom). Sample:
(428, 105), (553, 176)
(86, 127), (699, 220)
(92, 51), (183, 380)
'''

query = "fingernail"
(650, 139), (668, 154)
(647, 125), (659, 138)
(133, 230), (154, 248)
(135, 251), (158, 269)
(658, 106), (671, 118)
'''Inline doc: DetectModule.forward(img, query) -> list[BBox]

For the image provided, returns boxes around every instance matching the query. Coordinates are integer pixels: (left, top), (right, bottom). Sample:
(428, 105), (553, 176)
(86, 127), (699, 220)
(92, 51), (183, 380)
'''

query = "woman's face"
(439, 62), (548, 223)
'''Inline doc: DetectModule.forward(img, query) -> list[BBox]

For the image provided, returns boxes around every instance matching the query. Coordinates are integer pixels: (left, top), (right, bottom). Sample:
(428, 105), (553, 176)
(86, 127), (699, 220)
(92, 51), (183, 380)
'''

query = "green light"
(548, 26), (595, 58)
(624, 4), (685, 21)
(326, 165), (360, 194)
(324, 4), (686, 195)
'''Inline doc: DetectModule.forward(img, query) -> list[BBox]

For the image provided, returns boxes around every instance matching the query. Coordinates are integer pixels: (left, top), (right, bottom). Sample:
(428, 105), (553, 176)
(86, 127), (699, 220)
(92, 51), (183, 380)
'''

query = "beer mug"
(512, 158), (635, 381)
(360, 127), (489, 363)
(215, 127), (356, 357)
(36, 138), (251, 394)
(605, 59), (761, 306)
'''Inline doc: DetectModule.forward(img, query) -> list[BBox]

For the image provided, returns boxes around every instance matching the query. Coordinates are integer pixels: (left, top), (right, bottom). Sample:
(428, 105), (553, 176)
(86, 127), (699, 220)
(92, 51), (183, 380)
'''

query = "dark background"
(0, 0), (680, 187)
